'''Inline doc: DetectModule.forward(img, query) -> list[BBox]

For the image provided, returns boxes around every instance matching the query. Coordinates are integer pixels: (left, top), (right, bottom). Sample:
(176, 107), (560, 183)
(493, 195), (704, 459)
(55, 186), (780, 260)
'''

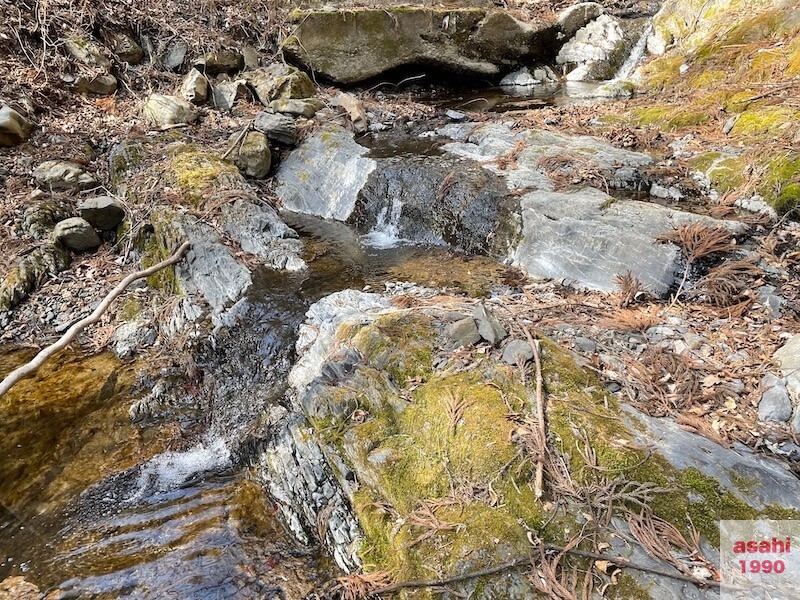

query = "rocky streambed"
(2, 0), (800, 598)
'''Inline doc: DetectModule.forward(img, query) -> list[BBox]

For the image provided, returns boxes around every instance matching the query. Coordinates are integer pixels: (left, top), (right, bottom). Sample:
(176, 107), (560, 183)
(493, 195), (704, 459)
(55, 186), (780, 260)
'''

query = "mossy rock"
(169, 143), (245, 206)
(291, 297), (800, 594)
(730, 106), (800, 138)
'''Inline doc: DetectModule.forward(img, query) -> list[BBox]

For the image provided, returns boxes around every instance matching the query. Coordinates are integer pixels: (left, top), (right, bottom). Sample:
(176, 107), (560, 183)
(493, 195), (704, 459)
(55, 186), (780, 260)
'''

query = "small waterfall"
(614, 20), (653, 81)
(363, 195), (406, 248)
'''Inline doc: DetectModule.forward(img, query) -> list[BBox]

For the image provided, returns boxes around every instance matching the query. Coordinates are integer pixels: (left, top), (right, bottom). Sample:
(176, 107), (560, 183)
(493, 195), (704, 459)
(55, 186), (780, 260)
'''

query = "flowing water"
(0, 211), (520, 598)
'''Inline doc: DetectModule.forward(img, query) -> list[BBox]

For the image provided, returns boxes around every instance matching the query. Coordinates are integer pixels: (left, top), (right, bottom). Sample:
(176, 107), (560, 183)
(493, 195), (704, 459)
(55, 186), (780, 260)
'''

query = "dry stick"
(523, 325), (546, 499)
(373, 543), (734, 596)
(221, 123), (252, 160)
(0, 242), (191, 398)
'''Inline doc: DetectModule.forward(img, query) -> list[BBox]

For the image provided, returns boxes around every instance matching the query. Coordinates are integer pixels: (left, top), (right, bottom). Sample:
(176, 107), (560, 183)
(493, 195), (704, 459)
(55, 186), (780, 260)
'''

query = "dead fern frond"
(603, 307), (660, 332)
(658, 222), (736, 263)
(689, 257), (760, 307)
(329, 570), (394, 600)
(613, 271), (650, 308)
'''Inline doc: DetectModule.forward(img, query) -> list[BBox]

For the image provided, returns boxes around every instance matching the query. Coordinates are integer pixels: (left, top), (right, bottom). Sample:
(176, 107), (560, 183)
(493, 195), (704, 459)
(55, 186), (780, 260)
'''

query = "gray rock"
(142, 94), (198, 128)
(79, 196), (126, 230)
(500, 67), (541, 87)
(195, 50), (244, 75)
(33, 160), (99, 192)
(473, 303), (507, 345)
(775, 335), (800, 399)
(758, 285), (785, 318)
(178, 68), (209, 104)
(253, 112), (297, 145)
(212, 79), (248, 110)
(759, 375), (792, 422)
(445, 109), (466, 121)
(792, 406), (800, 433)
(722, 116), (736, 135)
(573, 336), (598, 354)
(63, 35), (111, 69)
(24, 200), (72, 239)
(0, 245), (70, 311)
(0, 105), (34, 146)
(163, 40), (188, 71)
(502, 339), (534, 364)
(275, 125), (376, 221)
(53, 217), (101, 251)
(221, 199), (305, 271)
(67, 73), (118, 95)
(243, 65), (315, 105)
(226, 131), (271, 178)
(269, 98), (322, 118)
(445, 317), (482, 349)
(112, 322), (156, 358)
(283, 7), (559, 84)
(557, 14), (629, 81)
(107, 31), (143, 64)
(557, 2), (605, 38)
(512, 187), (742, 297)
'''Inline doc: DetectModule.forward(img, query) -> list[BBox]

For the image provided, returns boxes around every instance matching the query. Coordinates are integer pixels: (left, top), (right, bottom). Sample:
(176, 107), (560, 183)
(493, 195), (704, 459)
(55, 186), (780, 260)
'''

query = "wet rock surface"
(283, 7), (559, 83)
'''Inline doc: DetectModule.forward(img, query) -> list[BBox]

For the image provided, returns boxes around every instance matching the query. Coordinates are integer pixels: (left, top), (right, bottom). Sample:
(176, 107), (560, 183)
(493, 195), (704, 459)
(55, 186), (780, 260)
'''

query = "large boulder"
(255, 289), (800, 595)
(557, 2), (605, 38)
(0, 105), (34, 146)
(32, 160), (99, 192)
(282, 7), (558, 84)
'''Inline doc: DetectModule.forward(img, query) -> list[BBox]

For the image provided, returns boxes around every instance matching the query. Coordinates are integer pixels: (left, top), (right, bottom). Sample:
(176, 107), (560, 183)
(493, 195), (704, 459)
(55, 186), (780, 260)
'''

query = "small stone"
(227, 131), (271, 178)
(573, 337), (597, 354)
(142, 94), (198, 128)
(244, 65), (316, 105)
(212, 79), (248, 110)
(722, 117), (736, 135)
(445, 317), (481, 349)
(68, 73), (118, 96)
(502, 339), (534, 365)
(333, 92), (368, 134)
(195, 50), (244, 75)
(53, 217), (101, 251)
(775, 334), (800, 398)
(445, 109), (466, 121)
(500, 67), (540, 87)
(0, 105), (34, 146)
(79, 196), (125, 230)
(473, 303), (507, 346)
(758, 374), (792, 423)
(270, 98), (322, 118)
(107, 31), (143, 64)
(179, 68), (208, 104)
(242, 46), (260, 70)
(163, 40), (188, 71)
(63, 34), (111, 69)
(758, 285), (785, 318)
(33, 160), (98, 191)
(254, 111), (297, 145)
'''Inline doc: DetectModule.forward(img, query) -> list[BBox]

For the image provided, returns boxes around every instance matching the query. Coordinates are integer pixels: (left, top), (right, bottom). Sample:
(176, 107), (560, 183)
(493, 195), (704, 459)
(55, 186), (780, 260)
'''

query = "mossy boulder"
(168, 143), (244, 205)
(259, 290), (800, 596)
(0, 245), (70, 311)
(282, 7), (558, 84)
(243, 64), (315, 105)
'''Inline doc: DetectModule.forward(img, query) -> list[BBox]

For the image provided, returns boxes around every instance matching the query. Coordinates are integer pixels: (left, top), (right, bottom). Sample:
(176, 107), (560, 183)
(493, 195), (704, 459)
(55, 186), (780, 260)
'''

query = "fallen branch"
(523, 326), (546, 499)
(372, 542), (734, 596)
(0, 242), (191, 397)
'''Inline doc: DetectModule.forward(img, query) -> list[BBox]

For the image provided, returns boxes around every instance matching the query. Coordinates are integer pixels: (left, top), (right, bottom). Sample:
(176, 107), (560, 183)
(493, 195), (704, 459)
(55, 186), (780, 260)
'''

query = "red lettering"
(733, 541), (746, 553)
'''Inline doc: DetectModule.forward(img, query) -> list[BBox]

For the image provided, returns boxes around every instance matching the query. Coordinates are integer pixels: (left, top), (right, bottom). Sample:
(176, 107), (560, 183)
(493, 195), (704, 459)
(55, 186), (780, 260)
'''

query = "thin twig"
(0, 242), (191, 397)
(523, 326), (546, 499)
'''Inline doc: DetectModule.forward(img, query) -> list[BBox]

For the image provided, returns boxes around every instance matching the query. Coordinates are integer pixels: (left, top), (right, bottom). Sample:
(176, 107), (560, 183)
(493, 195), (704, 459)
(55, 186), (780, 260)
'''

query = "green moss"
(635, 106), (710, 130)
(758, 153), (800, 213)
(689, 152), (746, 193)
(608, 573), (652, 600)
(731, 106), (800, 137)
(169, 144), (243, 206)
(118, 297), (144, 321)
(140, 211), (183, 295)
(639, 56), (684, 91)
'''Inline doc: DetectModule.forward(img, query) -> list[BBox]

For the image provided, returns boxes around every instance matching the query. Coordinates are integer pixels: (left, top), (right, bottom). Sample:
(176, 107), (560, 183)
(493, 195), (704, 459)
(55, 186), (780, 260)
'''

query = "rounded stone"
(79, 196), (126, 230)
(53, 217), (101, 251)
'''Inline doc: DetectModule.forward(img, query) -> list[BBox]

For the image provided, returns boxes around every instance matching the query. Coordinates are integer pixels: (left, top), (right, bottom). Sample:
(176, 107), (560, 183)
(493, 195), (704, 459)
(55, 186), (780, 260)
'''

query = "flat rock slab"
(283, 7), (557, 84)
(33, 160), (99, 192)
(513, 187), (742, 296)
(79, 196), (125, 230)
